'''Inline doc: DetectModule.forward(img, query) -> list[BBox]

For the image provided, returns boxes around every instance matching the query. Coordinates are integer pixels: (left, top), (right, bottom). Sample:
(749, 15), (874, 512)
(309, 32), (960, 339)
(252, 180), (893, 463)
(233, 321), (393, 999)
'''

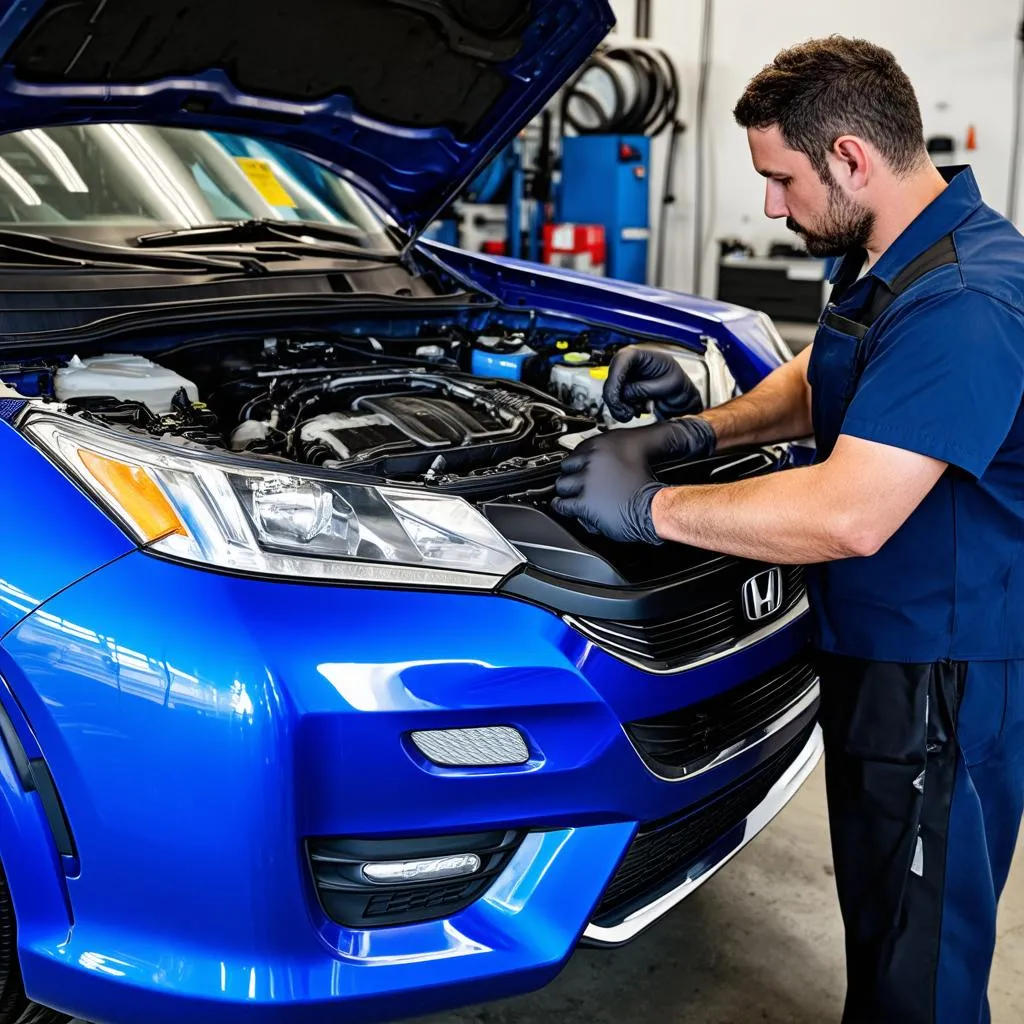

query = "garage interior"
(5, 0), (1020, 1020)
(423, 0), (1024, 1019)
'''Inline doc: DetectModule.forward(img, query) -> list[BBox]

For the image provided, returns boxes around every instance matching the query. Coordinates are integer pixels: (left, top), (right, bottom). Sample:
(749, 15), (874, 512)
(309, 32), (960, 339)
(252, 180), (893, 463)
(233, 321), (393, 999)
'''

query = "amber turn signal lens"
(78, 449), (187, 542)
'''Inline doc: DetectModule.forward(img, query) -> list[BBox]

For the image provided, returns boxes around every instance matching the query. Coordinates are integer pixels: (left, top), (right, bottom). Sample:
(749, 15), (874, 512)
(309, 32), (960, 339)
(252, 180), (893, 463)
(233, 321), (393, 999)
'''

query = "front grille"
(626, 656), (818, 779)
(594, 723), (815, 925)
(307, 830), (523, 928)
(571, 566), (804, 671)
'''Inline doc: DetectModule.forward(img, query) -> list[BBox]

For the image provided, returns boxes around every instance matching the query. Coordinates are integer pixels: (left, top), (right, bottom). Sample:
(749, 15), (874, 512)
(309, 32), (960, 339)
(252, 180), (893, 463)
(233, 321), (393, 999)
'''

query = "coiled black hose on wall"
(560, 43), (685, 289)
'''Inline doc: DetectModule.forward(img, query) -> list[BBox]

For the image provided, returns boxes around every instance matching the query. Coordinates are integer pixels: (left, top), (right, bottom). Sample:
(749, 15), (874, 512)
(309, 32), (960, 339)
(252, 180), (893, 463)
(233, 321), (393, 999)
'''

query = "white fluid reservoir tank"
(55, 354), (199, 415)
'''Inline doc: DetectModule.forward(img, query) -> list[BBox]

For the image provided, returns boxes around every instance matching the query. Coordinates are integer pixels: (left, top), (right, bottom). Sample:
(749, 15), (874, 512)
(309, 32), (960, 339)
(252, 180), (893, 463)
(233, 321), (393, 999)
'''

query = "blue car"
(0, 1), (821, 1022)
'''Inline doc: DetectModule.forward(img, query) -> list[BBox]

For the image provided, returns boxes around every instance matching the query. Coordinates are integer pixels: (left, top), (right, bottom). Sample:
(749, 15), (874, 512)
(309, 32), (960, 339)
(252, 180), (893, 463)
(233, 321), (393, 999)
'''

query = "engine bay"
(0, 324), (738, 498)
(1, 322), (803, 586)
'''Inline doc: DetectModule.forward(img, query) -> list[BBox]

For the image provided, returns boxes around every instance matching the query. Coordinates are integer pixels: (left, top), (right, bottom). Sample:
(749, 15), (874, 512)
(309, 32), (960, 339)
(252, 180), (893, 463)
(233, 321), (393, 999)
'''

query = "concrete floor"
(413, 761), (1024, 1024)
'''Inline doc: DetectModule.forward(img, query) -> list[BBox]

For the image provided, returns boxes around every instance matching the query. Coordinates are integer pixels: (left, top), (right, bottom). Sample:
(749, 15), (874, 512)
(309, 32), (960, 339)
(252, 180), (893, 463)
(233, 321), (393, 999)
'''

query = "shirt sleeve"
(840, 288), (1024, 478)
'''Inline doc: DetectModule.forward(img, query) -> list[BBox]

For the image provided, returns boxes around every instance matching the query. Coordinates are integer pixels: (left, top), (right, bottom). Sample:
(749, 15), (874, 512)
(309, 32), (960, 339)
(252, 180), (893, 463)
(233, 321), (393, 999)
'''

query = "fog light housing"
(410, 726), (530, 767)
(362, 852), (481, 884)
(308, 830), (525, 928)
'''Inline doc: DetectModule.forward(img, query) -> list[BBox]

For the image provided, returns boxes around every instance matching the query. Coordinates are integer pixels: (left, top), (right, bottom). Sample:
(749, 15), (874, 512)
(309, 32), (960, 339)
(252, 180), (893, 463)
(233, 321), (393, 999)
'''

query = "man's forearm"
(698, 347), (812, 450)
(649, 431), (948, 563)
(650, 463), (860, 563)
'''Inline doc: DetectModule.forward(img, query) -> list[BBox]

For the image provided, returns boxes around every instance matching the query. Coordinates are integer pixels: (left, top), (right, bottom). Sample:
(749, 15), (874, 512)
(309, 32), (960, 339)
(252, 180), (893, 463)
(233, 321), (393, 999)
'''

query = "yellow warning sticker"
(235, 158), (296, 207)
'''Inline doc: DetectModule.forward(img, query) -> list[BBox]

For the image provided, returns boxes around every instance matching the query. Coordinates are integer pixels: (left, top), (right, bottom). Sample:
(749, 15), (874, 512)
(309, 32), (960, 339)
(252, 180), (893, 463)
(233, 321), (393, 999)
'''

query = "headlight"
(754, 311), (795, 362)
(24, 413), (525, 589)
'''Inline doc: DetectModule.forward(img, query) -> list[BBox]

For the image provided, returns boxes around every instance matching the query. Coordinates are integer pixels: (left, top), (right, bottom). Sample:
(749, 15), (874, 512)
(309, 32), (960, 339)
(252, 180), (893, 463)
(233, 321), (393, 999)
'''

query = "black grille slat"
(625, 658), (817, 776)
(636, 615), (743, 649)
(595, 626), (737, 663)
(623, 605), (735, 640)
(594, 620), (736, 653)
(573, 569), (806, 672)
(592, 621), (736, 661)
(594, 724), (815, 923)
(580, 609), (737, 648)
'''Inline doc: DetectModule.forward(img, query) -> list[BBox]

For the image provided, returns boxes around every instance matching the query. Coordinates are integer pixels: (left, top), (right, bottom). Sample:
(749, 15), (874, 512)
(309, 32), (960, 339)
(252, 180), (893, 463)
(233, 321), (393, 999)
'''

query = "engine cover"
(226, 369), (589, 482)
(299, 392), (522, 462)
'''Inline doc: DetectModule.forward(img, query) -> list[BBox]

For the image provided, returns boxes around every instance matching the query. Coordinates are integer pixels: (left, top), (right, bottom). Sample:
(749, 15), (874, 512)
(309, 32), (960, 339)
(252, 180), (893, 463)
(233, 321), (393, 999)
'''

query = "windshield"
(0, 125), (395, 250)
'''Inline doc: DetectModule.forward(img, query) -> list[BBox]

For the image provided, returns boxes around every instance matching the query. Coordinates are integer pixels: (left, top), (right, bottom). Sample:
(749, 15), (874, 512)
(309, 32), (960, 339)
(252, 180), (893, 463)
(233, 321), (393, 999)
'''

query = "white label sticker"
(552, 224), (575, 250)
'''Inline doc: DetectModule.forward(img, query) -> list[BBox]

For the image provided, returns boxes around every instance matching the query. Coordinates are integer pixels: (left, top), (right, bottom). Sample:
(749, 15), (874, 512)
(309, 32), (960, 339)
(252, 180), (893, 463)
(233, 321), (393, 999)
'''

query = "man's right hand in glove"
(603, 345), (704, 423)
(552, 416), (717, 540)
(566, 416), (718, 474)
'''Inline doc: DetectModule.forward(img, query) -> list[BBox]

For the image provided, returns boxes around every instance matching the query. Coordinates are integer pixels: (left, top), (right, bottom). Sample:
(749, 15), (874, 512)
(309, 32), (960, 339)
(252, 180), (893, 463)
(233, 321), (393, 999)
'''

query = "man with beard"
(553, 36), (1024, 1024)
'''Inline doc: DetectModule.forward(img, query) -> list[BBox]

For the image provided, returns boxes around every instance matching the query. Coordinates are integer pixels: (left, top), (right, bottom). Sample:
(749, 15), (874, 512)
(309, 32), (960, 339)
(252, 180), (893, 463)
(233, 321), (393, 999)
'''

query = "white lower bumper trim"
(583, 724), (823, 945)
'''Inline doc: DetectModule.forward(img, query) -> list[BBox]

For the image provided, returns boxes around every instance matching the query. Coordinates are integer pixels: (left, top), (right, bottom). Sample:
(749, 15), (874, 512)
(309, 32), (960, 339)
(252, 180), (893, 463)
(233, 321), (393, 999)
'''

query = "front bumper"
(0, 551), (818, 1024)
(584, 722), (821, 945)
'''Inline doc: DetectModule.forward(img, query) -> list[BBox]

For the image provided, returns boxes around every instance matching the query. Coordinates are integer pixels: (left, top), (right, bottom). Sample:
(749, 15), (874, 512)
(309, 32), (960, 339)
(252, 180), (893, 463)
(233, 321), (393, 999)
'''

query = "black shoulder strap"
(860, 234), (959, 327)
(823, 234), (959, 339)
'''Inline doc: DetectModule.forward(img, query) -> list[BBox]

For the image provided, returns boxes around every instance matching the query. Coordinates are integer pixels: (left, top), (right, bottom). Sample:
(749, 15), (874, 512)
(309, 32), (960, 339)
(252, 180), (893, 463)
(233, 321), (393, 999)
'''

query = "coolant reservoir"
(55, 354), (199, 415)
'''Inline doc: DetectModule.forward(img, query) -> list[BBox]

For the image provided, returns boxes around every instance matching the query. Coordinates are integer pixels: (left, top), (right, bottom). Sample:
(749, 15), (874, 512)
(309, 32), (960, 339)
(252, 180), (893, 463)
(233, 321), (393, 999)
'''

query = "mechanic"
(553, 36), (1024, 1024)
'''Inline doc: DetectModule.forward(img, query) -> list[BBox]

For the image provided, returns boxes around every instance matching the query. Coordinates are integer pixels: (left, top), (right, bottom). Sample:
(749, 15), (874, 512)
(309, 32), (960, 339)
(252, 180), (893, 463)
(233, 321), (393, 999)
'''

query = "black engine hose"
(559, 43), (684, 288)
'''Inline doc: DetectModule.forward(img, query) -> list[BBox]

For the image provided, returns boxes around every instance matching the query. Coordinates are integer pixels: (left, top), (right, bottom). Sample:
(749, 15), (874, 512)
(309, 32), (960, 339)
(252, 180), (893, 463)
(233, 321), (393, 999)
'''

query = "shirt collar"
(829, 165), (982, 290)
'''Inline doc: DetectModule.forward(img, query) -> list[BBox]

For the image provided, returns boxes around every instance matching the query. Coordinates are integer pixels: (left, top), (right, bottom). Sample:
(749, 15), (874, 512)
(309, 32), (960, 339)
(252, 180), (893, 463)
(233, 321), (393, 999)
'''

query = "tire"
(0, 869), (70, 1024)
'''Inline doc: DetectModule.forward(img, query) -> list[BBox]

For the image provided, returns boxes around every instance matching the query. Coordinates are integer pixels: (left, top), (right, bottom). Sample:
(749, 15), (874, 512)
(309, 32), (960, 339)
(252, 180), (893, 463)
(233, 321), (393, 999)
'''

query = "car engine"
(0, 327), (736, 498)
(2, 328), (799, 586)
(212, 366), (592, 485)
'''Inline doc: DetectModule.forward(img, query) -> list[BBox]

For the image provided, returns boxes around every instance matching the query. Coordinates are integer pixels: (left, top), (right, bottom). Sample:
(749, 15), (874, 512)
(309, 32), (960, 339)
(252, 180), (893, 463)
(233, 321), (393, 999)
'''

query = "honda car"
(0, 1), (821, 1022)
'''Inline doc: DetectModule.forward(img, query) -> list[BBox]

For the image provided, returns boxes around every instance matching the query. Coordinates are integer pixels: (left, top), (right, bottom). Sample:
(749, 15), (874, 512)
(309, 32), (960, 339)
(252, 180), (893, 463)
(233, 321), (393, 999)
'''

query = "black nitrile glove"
(603, 345), (704, 423)
(589, 416), (718, 465)
(551, 417), (717, 544)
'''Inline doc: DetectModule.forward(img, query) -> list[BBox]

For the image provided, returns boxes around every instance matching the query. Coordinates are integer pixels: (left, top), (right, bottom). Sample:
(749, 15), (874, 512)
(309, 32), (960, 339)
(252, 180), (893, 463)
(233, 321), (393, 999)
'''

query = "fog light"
(411, 726), (530, 767)
(361, 853), (482, 884)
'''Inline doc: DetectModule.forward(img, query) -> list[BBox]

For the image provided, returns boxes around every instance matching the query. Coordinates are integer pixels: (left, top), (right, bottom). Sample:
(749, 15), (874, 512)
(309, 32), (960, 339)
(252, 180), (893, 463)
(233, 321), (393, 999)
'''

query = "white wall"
(606, 0), (1021, 296)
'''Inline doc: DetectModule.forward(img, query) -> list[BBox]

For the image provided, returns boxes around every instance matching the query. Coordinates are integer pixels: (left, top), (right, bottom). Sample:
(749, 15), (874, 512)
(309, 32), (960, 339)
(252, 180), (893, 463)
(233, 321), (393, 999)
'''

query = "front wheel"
(0, 869), (70, 1024)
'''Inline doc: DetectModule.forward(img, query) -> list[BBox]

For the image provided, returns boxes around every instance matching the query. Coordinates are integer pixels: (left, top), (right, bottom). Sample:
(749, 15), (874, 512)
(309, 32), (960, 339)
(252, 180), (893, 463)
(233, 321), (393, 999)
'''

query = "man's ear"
(831, 136), (871, 192)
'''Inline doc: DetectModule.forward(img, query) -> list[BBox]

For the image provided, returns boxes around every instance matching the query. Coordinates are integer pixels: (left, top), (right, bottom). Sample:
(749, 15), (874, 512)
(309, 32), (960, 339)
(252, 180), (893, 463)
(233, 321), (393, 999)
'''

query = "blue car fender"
(0, 418), (134, 984)
(0, 420), (135, 640)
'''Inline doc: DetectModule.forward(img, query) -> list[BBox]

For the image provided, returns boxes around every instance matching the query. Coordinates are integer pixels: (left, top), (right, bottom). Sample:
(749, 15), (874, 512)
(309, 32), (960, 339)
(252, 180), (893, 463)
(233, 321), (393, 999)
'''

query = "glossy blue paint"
(0, 421), (134, 640)
(0, 0), (614, 234)
(0, 549), (813, 1022)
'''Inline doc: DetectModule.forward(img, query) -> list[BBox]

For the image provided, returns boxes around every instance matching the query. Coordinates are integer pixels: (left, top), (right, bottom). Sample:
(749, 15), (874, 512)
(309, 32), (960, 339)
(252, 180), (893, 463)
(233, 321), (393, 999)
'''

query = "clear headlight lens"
(749, 311), (795, 362)
(24, 413), (525, 589)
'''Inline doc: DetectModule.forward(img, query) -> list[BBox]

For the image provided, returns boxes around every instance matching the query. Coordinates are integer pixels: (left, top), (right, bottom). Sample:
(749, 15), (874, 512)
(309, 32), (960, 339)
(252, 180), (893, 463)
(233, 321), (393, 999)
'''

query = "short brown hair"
(733, 36), (927, 179)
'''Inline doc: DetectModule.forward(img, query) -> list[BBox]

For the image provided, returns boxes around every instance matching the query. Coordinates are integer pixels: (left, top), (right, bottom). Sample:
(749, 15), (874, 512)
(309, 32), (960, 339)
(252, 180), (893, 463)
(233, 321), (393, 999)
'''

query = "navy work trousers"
(816, 654), (1024, 1024)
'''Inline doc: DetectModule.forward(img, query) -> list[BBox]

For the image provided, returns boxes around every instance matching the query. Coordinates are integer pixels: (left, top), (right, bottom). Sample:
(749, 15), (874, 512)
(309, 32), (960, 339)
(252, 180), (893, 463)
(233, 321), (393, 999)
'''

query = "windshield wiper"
(0, 230), (266, 275)
(135, 219), (401, 261)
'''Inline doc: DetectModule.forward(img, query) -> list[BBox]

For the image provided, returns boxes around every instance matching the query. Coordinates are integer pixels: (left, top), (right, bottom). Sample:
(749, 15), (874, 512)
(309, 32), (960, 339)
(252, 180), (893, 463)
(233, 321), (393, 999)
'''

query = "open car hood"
(0, 0), (614, 235)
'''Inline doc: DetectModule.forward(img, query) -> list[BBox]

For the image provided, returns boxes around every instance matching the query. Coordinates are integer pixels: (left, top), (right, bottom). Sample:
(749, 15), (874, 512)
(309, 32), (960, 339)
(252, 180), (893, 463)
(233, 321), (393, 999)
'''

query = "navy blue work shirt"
(807, 167), (1024, 662)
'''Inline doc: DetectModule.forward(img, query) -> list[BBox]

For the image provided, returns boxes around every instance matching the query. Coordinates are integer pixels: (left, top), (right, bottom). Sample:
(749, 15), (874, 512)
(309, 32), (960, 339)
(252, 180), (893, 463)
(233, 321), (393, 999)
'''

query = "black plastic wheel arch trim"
(0, 701), (76, 858)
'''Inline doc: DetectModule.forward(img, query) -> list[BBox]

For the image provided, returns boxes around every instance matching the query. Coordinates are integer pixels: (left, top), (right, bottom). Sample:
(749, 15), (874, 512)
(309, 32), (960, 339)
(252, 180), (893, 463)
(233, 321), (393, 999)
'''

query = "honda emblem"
(742, 568), (783, 622)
